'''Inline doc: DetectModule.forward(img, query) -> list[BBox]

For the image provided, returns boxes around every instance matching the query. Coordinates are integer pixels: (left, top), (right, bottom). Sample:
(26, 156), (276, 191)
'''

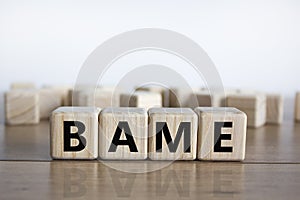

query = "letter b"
(64, 121), (86, 152)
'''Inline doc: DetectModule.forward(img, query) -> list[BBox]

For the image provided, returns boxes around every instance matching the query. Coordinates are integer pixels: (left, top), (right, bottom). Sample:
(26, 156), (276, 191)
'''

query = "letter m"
(156, 122), (191, 153)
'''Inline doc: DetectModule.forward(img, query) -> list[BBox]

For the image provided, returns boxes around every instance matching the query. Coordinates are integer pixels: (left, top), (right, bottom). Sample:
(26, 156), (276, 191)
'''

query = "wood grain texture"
(266, 94), (284, 124)
(195, 107), (247, 161)
(5, 90), (40, 125)
(99, 107), (148, 160)
(295, 92), (300, 122)
(120, 91), (162, 110)
(50, 107), (101, 159)
(148, 108), (198, 160)
(39, 88), (62, 119)
(226, 92), (266, 128)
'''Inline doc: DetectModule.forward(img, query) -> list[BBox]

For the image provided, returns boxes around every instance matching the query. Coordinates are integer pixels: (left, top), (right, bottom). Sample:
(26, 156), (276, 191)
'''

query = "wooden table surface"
(0, 120), (300, 199)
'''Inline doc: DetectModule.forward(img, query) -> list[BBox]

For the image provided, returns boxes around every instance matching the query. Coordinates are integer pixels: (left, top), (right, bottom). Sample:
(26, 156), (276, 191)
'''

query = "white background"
(0, 0), (299, 122)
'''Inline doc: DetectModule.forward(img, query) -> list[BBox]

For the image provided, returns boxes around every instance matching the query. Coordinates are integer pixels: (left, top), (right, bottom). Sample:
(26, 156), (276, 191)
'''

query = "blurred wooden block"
(120, 91), (162, 110)
(39, 88), (63, 119)
(68, 85), (89, 106)
(227, 92), (266, 128)
(266, 94), (284, 124)
(169, 87), (194, 107)
(90, 87), (120, 108)
(99, 107), (147, 160)
(74, 87), (120, 108)
(148, 108), (197, 160)
(43, 85), (73, 106)
(194, 91), (225, 107)
(180, 88), (237, 108)
(136, 86), (168, 106)
(65, 89), (73, 106)
(5, 90), (39, 125)
(72, 89), (86, 106)
(51, 107), (101, 159)
(295, 92), (300, 122)
(10, 82), (35, 90)
(195, 107), (247, 161)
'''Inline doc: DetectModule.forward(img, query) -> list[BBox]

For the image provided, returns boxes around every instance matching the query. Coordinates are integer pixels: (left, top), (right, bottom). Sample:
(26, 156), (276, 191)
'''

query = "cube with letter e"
(194, 107), (247, 161)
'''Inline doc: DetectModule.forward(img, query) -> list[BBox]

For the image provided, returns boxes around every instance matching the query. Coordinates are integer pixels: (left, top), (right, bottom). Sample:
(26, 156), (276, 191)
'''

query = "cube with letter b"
(194, 107), (247, 161)
(148, 108), (198, 160)
(99, 107), (148, 160)
(50, 107), (101, 159)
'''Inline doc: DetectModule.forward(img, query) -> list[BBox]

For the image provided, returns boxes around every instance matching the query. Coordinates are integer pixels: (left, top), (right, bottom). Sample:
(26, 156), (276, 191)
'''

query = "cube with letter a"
(194, 107), (247, 161)
(148, 108), (198, 160)
(50, 107), (101, 159)
(99, 107), (148, 160)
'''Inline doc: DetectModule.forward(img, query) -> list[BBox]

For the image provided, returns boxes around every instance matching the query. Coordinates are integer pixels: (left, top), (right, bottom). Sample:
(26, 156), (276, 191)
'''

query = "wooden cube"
(191, 88), (238, 108)
(71, 85), (94, 106)
(135, 86), (168, 106)
(148, 108), (198, 160)
(5, 90), (39, 125)
(39, 88), (63, 119)
(120, 91), (162, 110)
(43, 85), (73, 106)
(99, 107), (148, 160)
(72, 89), (86, 106)
(50, 107), (101, 159)
(10, 82), (35, 90)
(74, 87), (120, 108)
(89, 87), (120, 108)
(169, 87), (204, 108)
(194, 107), (247, 161)
(266, 94), (284, 124)
(194, 91), (225, 107)
(169, 87), (194, 107)
(295, 92), (300, 122)
(226, 92), (266, 128)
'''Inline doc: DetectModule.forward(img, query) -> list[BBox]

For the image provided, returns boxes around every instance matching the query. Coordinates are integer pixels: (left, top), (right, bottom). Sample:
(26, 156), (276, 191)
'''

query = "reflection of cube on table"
(5, 90), (40, 125)
(194, 107), (247, 161)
